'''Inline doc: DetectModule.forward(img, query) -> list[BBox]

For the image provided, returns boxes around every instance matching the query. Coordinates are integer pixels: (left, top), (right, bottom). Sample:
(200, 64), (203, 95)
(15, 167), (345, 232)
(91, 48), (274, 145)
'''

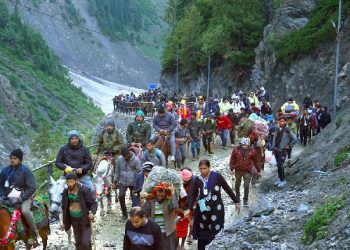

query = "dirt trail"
(16, 136), (303, 250)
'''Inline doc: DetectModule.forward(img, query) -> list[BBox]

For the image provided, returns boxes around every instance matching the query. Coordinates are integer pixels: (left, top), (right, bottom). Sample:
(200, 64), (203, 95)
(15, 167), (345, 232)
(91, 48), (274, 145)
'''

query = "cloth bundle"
(251, 117), (269, 138)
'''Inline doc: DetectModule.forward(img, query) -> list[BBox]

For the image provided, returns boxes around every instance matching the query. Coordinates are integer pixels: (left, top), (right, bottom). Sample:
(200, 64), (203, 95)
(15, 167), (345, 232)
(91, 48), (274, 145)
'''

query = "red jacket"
(230, 146), (260, 172)
(216, 115), (232, 130)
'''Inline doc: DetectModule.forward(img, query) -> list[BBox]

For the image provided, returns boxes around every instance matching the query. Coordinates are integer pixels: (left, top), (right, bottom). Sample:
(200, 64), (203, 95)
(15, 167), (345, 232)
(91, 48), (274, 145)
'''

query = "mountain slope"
(0, 2), (104, 166)
(15, 0), (165, 89)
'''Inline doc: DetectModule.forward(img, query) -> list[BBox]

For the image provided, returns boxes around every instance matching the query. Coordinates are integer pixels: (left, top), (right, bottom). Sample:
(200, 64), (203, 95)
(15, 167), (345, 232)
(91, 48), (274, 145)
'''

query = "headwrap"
(146, 183), (172, 201)
(142, 161), (155, 172)
(106, 119), (115, 128)
(181, 169), (193, 182)
(135, 110), (145, 118)
(68, 130), (80, 141)
(65, 172), (78, 180)
(241, 137), (250, 145)
(10, 149), (23, 161)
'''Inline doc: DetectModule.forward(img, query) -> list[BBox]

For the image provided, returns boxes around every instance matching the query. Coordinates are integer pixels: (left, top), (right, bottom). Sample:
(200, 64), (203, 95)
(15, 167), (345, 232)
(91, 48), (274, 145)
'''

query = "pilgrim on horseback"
(55, 130), (94, 191)
(0, 149), (41, 246)
(126, 110), (152, 149)
(152, 107), (177, 163)
(61, 172), (97, 250)
(94, 119), (124, 204)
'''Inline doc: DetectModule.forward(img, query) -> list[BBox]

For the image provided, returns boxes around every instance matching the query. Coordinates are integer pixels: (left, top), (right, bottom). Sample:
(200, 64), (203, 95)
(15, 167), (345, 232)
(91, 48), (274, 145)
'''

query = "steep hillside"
(252, 0), (350, 111)
(0, 2), (104, 166)
(160, 0), (350, 114)
(14, 0), (165, 89)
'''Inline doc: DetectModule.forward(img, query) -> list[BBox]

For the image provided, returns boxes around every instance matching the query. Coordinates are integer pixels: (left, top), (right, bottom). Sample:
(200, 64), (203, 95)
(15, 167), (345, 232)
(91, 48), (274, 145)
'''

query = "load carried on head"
(142, 166), (183, 199)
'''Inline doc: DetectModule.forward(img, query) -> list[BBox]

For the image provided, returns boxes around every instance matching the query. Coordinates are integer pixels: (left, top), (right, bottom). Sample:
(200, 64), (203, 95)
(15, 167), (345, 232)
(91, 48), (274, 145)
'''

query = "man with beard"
(61, 172), (97, 250)
(126, 110), (152, 148)
(56, 130), (94, 191)
(0, 149), (38, 246)
(94, 119), (124, 202)
(94, 119), (124, 159)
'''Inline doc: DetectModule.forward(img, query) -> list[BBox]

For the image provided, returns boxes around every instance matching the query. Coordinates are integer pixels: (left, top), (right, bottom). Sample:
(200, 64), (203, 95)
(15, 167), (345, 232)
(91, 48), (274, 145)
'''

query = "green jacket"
(126, 121), (152, 147)
(96, 129), (124, 156)
(288, 122), (298, 135)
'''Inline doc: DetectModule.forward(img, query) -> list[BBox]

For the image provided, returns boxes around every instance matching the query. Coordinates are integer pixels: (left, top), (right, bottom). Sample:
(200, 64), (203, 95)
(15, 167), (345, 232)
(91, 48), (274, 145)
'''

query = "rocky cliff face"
(160, 0), (350, 114)
(251, 0), (350, 110)
(16, 0), (162, 89)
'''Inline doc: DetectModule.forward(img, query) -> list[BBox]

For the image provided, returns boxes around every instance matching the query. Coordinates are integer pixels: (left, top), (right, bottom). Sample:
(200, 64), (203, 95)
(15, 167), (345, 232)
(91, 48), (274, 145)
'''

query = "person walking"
(113, 147), (142, 220)
(143, 183), (179, 250)
(61, 172), (97, 250)
(272, 117), (298, 187)
(229, 138), (260, 206)
(175, 119), (191, 167)
(215, 112), (233, 150)
(185, 160), (240, 249)
(124, 207), (162, 250)
(133, 162), (154, 206)
(201, 115), (216, 155)
(298, 109), (311, 146)
(188, 113), (202, 160)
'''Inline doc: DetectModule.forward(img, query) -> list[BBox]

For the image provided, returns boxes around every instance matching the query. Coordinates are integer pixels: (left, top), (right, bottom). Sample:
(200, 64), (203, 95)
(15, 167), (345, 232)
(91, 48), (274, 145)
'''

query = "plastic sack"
(142, 166), (183, 194)
(265, 150), (277, 166)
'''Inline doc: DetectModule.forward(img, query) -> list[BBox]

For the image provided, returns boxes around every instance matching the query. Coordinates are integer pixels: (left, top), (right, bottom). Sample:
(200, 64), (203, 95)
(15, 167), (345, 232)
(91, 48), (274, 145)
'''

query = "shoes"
(277, 181), (287, 187)
(209, 151), (214, 154)
(251, 183), (257, 188)
(169, 155), (175, 162)
(192, 158), (196, 161)
(243, 200), (249, 207)
(274, 180), (281, 186)
(196, 155), (200, 159)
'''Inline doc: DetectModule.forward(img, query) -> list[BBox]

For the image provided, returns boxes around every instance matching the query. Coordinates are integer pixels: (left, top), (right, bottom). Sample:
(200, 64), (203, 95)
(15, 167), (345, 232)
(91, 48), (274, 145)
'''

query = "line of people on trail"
(0, 87), (333, 250)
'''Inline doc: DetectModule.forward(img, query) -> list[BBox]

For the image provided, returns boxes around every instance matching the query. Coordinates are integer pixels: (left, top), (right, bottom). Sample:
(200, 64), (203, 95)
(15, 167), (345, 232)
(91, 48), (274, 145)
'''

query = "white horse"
(48, 176), (73, 250)
(92, 155), (115, 216)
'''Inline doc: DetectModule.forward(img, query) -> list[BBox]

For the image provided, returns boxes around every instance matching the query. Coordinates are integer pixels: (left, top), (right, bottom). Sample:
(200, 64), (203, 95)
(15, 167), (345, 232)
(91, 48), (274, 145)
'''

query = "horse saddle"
(1, 200), (48, 238)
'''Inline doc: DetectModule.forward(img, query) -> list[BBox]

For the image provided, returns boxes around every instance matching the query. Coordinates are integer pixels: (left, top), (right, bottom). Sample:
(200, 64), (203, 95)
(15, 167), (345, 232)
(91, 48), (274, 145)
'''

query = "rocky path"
(17, 111), (306, 250)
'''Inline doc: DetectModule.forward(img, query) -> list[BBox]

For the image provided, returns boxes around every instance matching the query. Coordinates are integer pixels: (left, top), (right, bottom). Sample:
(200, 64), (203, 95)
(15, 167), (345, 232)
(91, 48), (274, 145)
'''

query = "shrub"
(302, 195), (345, 245)
(334, 145), (350, 167)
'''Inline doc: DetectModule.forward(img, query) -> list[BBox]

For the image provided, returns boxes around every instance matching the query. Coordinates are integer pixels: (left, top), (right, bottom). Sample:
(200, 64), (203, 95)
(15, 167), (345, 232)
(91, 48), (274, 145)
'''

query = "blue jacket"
(134, 172), (145, 193)
(153, 112), (177, 132)
(0, 164), (36, 201)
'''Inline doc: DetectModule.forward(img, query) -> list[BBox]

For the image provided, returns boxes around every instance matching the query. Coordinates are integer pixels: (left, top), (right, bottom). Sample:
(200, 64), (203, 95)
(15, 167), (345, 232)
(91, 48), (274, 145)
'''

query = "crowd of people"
(0, 86), (333, 250)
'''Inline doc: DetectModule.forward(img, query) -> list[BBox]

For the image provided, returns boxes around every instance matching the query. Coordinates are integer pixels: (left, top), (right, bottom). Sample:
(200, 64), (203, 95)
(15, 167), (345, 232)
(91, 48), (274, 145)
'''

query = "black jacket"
(62, 184), (97, 231)
(55, 140), (92, 177)
(0, 164), (36, 201)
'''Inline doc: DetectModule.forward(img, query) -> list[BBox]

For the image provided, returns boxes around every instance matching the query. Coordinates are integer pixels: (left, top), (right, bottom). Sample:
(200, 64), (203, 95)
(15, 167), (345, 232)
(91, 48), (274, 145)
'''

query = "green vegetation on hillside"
(87, 0), (165, 59)
(277, 0), (350, 64)
(0, 1), (104, 161)
(161, 0), (270, 76)
(302, 195), (345, 245)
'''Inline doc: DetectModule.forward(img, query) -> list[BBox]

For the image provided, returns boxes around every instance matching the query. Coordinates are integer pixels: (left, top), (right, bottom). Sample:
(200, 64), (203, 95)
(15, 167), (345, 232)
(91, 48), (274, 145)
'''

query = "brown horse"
(0, 205), (50, 250)
(155, 134), (171, 167)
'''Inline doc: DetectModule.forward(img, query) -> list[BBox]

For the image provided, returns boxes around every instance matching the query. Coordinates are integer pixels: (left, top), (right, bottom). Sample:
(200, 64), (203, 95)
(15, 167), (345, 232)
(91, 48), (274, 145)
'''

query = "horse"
(92, 155), (114, 216)
(0, 201), (50, 250)
(48, 176), (73, 250)
(155, 133), (171, 167)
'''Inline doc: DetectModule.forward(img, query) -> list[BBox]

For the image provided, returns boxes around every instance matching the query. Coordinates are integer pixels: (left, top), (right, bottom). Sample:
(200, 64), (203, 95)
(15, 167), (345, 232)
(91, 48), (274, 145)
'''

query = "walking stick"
(89, 211), (97, 250)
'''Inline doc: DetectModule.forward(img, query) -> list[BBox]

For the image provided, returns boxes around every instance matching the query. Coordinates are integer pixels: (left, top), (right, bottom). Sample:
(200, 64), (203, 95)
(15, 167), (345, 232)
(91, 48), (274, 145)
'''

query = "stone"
(271, 235), (279, 242)
(297, 203), (310, 213)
